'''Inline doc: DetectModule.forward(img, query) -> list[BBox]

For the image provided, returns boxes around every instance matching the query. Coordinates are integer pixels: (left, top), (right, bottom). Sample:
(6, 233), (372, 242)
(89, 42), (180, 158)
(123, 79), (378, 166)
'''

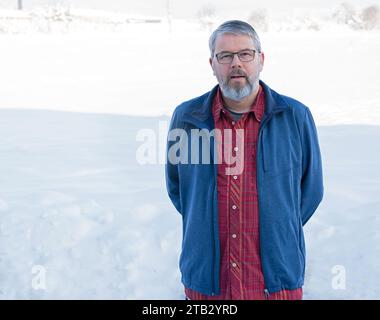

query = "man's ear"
(209, 57), (215, 76)
(259, 52), (265, 72)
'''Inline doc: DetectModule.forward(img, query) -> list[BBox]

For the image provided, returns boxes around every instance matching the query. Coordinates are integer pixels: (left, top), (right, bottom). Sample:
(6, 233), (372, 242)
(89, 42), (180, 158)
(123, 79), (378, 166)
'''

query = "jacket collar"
(184, 80), (291, 129)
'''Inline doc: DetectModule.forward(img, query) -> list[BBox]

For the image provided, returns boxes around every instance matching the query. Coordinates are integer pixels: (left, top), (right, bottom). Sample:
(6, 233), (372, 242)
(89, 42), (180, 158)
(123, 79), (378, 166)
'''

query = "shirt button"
(232, 234), (237, 239)
(232, 205), (237, 210)
(234, 147), (238, 152)
(232, 262), (237, 268)
(233, 175), (238, 180)
(231, 121), (235, 125)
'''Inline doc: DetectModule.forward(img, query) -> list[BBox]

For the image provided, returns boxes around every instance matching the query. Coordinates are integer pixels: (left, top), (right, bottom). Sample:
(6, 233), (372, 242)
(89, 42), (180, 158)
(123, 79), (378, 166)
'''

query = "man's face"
(209, 33), (264, 102)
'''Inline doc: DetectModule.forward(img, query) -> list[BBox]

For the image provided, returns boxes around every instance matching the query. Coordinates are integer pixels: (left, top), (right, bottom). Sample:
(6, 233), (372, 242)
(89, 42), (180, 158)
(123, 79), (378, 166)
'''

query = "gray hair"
(209, 20), (262, 58)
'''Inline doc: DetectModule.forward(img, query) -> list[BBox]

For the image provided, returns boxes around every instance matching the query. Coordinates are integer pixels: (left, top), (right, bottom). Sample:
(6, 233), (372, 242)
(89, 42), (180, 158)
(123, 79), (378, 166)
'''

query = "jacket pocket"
(261, 129), (301, 177)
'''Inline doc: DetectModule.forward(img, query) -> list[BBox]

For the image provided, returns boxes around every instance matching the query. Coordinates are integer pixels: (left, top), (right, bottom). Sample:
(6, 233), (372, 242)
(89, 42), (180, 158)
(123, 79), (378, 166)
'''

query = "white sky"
(1, 0), (379, 18)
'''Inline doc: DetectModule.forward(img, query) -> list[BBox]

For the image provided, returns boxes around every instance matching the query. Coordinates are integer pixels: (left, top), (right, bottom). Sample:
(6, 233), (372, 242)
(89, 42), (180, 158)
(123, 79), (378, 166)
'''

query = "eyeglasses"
(215, 49), (257, 64)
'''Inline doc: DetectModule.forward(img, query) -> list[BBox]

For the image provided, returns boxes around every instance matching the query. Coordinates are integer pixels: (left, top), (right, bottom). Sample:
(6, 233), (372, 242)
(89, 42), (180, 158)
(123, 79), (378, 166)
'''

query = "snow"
(0, 7), (379, 299)
(0, 110), (182, 299)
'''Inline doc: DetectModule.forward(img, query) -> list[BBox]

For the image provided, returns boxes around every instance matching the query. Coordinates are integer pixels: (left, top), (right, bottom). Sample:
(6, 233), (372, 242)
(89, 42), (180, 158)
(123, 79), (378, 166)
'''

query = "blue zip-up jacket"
(165, 80), (323, 296)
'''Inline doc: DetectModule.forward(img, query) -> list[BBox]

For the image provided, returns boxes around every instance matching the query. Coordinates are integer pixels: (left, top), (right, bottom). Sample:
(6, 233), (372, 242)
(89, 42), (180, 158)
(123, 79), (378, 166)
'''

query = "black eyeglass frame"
(214, 49), (259, 64)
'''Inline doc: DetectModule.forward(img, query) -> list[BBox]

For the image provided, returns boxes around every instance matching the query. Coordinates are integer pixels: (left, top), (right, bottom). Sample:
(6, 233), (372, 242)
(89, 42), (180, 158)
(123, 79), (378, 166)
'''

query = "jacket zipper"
(257, 108), (290, 296)
(258, 109), (286, 299)
(258, 115), (271, 296)
(211, 128), (218, 296)
(211, 181), (216, 295)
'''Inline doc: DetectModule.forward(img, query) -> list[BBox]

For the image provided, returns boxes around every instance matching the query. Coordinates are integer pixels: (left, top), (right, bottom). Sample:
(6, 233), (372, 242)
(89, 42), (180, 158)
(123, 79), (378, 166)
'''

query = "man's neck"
(221, 84), (260, 113)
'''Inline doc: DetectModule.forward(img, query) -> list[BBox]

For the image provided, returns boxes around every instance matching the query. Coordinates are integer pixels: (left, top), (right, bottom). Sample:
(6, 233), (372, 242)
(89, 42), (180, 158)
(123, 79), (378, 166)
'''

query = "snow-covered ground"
(0, 110), (182, 299)
(0, 8), (379, 299)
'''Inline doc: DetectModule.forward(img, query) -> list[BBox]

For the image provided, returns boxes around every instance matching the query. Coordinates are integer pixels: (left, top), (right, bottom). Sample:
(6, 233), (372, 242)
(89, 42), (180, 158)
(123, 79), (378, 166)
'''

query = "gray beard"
(220, 78), (255, 102)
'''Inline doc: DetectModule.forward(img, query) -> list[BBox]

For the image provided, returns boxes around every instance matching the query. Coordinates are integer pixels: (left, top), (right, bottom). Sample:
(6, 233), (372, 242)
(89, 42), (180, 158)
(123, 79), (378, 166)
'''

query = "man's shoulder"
(264, 84), (312, 129)
(168, 87), (218, 128)
(277, 92), (309, 113)
(261, 81), (310, 117)
(173, 90), (212, 116)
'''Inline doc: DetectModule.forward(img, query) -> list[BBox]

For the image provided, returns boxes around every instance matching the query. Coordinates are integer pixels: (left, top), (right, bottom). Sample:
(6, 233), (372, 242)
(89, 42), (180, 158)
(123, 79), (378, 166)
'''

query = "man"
(165, 20), (323, 300)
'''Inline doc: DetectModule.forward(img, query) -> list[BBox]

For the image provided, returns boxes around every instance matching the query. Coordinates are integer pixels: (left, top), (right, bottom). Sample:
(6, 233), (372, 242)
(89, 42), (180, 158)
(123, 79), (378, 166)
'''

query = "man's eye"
(220, 54), (232, 59)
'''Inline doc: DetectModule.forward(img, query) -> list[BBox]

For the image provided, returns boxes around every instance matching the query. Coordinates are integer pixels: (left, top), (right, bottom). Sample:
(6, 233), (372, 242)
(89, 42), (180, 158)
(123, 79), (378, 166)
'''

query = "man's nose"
(230, 53), (242, 68)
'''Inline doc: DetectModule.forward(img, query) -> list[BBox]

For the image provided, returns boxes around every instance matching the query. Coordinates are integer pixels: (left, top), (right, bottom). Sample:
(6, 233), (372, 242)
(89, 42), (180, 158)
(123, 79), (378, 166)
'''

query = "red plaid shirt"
(185, 85), (303, 300)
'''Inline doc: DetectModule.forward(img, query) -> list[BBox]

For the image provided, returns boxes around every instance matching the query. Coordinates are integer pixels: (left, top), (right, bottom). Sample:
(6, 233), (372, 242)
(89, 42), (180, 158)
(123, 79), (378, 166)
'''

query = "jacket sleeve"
(300, 107), (324, 226)
(165, 109), (182, 214)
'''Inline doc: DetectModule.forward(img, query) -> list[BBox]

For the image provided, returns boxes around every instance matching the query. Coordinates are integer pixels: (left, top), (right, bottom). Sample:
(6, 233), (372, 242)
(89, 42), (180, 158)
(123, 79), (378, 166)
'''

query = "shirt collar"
(212, 84), (265, 123)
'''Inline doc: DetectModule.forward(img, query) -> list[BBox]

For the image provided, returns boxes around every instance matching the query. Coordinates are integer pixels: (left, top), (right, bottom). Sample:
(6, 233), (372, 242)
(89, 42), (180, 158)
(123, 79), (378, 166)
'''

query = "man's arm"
(165, 110), (182, 214)
(300, 107), (324, 226)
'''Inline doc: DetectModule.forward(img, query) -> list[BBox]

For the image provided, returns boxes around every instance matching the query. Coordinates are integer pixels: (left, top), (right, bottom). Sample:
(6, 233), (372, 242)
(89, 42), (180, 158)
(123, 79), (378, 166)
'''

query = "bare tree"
(333, 2), (356, 24)
(332, 2), (362, 29)
(166, 0), (172, 33)
(361, 5), (380, 30)
(197, 4), (216, 31)
(248, 9), (268, 32)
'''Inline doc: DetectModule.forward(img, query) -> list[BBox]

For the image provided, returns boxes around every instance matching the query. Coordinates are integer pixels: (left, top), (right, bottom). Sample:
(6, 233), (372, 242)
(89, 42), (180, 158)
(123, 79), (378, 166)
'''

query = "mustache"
(228, 69), (248, 80)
